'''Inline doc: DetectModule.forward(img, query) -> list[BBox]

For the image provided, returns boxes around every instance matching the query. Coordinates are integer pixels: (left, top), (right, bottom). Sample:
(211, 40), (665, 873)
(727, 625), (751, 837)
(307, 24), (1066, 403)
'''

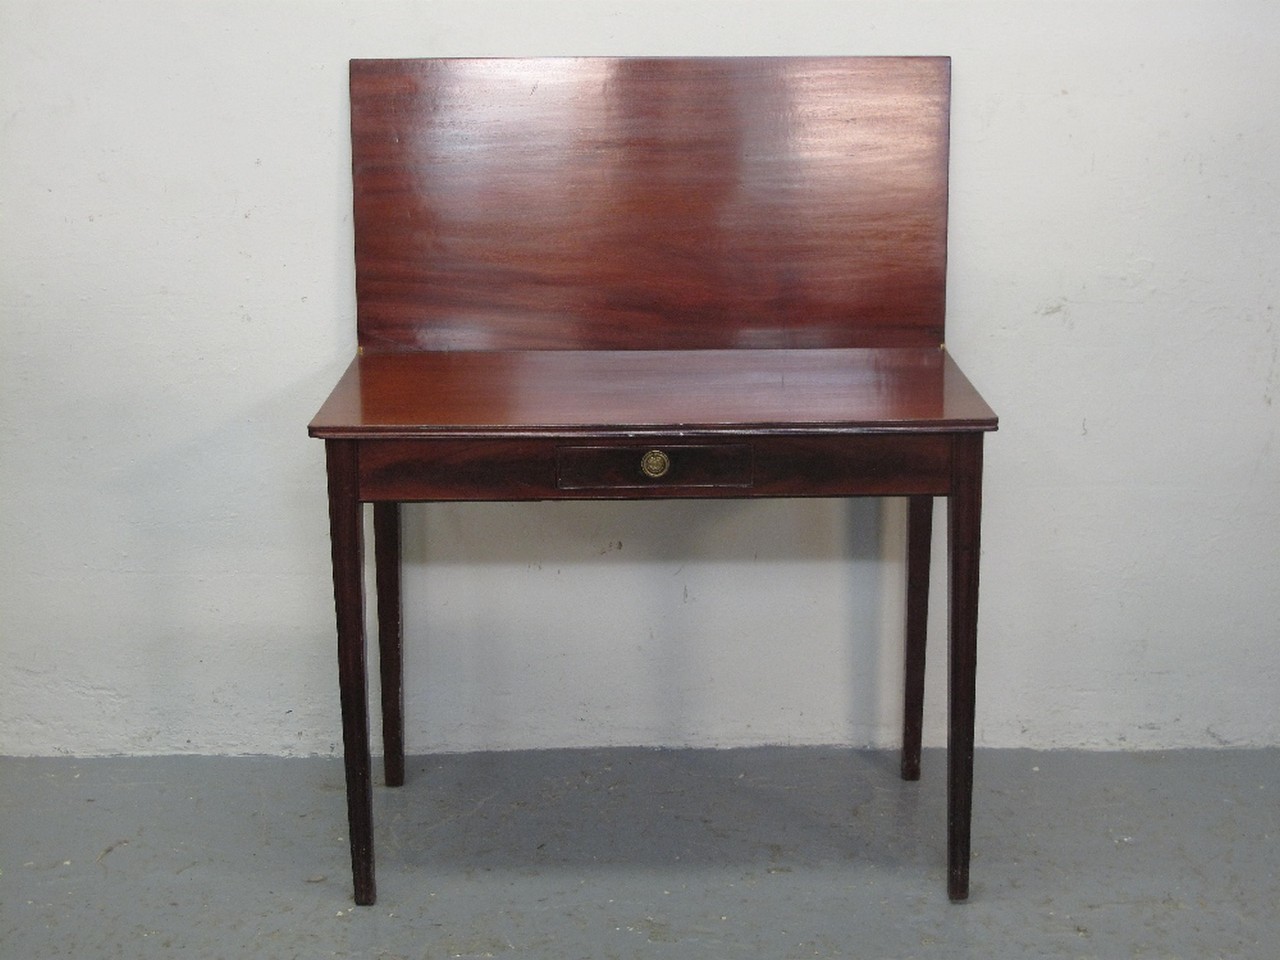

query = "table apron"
(354, 434), (956, 501)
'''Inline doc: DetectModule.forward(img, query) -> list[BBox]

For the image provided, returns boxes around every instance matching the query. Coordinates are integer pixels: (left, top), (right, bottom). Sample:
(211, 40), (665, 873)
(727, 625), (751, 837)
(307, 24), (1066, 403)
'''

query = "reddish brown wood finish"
(309, 348), (994, 437)
(325, 440), (375, 906)
(557, 443), (753, 491)
(314, 57), (996, 907)
(373, 502), (405, 788)
(350, 57), (951, 352)
(901, 495), (933, 781)
(947, 435), (984, 902)
(352, 434), (954, 502)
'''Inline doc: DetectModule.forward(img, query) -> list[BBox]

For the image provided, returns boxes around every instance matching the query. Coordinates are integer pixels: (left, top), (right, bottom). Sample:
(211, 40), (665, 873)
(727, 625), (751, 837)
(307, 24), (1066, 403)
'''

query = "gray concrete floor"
(1, 748), (1276, 959)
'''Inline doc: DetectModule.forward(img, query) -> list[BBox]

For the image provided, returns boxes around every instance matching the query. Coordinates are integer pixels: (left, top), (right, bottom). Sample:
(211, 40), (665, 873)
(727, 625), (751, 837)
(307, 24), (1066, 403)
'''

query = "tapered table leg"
(947, 435), (984, 902)
(326, 440), (375, 906)
(902, 496), (933, 781)
(373, 501), (405, 788)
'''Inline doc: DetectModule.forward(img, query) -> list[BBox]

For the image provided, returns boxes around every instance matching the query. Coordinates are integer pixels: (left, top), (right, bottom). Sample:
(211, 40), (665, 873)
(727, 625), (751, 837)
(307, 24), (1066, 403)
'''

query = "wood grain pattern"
(350, 57), (951, 351)
(308, 347), (995, 438)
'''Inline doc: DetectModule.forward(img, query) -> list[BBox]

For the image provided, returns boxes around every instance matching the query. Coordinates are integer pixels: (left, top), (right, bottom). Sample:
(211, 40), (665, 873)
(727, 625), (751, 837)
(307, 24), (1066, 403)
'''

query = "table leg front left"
(325, 439), (376, 906)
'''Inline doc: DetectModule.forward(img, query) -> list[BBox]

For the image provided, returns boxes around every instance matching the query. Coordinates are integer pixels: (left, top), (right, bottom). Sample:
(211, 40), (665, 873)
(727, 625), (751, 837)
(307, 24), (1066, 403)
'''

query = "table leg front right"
(946, 435), (984, 902)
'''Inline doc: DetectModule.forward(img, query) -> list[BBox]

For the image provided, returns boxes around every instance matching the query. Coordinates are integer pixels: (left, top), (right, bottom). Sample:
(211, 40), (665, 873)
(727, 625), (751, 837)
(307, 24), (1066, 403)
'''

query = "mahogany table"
(310, 57), (997, 906)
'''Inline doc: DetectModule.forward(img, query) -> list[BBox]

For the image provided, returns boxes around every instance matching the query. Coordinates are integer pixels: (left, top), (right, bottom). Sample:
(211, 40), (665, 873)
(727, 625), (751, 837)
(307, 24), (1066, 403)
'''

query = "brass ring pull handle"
(640, 449), (671, 479)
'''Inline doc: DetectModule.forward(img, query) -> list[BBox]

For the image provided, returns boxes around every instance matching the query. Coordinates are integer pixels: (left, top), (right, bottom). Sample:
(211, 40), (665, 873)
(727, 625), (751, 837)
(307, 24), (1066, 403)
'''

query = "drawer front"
(557, 443), (753, 490)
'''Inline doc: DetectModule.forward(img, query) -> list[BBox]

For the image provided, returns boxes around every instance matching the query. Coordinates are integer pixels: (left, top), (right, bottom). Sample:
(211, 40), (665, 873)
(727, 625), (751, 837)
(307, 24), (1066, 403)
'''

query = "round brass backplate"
(640, 449), (671, 479)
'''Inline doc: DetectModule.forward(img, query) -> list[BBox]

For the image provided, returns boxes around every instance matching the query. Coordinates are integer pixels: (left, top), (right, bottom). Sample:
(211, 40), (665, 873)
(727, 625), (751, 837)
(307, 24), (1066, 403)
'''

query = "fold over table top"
(309, 347), (997, 439)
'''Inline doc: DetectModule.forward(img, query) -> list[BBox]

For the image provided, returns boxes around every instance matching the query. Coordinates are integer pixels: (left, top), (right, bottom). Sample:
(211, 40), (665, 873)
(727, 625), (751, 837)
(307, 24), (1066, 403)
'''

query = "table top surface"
(309, 347), (997, 439)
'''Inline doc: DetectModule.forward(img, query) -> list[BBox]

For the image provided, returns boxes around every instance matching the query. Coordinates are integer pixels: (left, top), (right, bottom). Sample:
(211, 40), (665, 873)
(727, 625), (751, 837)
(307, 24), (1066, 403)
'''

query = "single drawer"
(556, 443), (753, 490)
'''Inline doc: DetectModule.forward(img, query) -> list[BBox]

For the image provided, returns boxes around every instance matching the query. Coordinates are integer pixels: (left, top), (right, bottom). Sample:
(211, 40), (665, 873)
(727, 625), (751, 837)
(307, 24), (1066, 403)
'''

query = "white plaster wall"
(1, 1), (1277, 757)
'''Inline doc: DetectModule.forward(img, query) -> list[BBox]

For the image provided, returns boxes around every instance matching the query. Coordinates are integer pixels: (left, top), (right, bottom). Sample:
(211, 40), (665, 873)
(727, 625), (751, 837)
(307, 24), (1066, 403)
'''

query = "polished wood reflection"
(351, 57), (951, 352)
(310, 347), (994, 437)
